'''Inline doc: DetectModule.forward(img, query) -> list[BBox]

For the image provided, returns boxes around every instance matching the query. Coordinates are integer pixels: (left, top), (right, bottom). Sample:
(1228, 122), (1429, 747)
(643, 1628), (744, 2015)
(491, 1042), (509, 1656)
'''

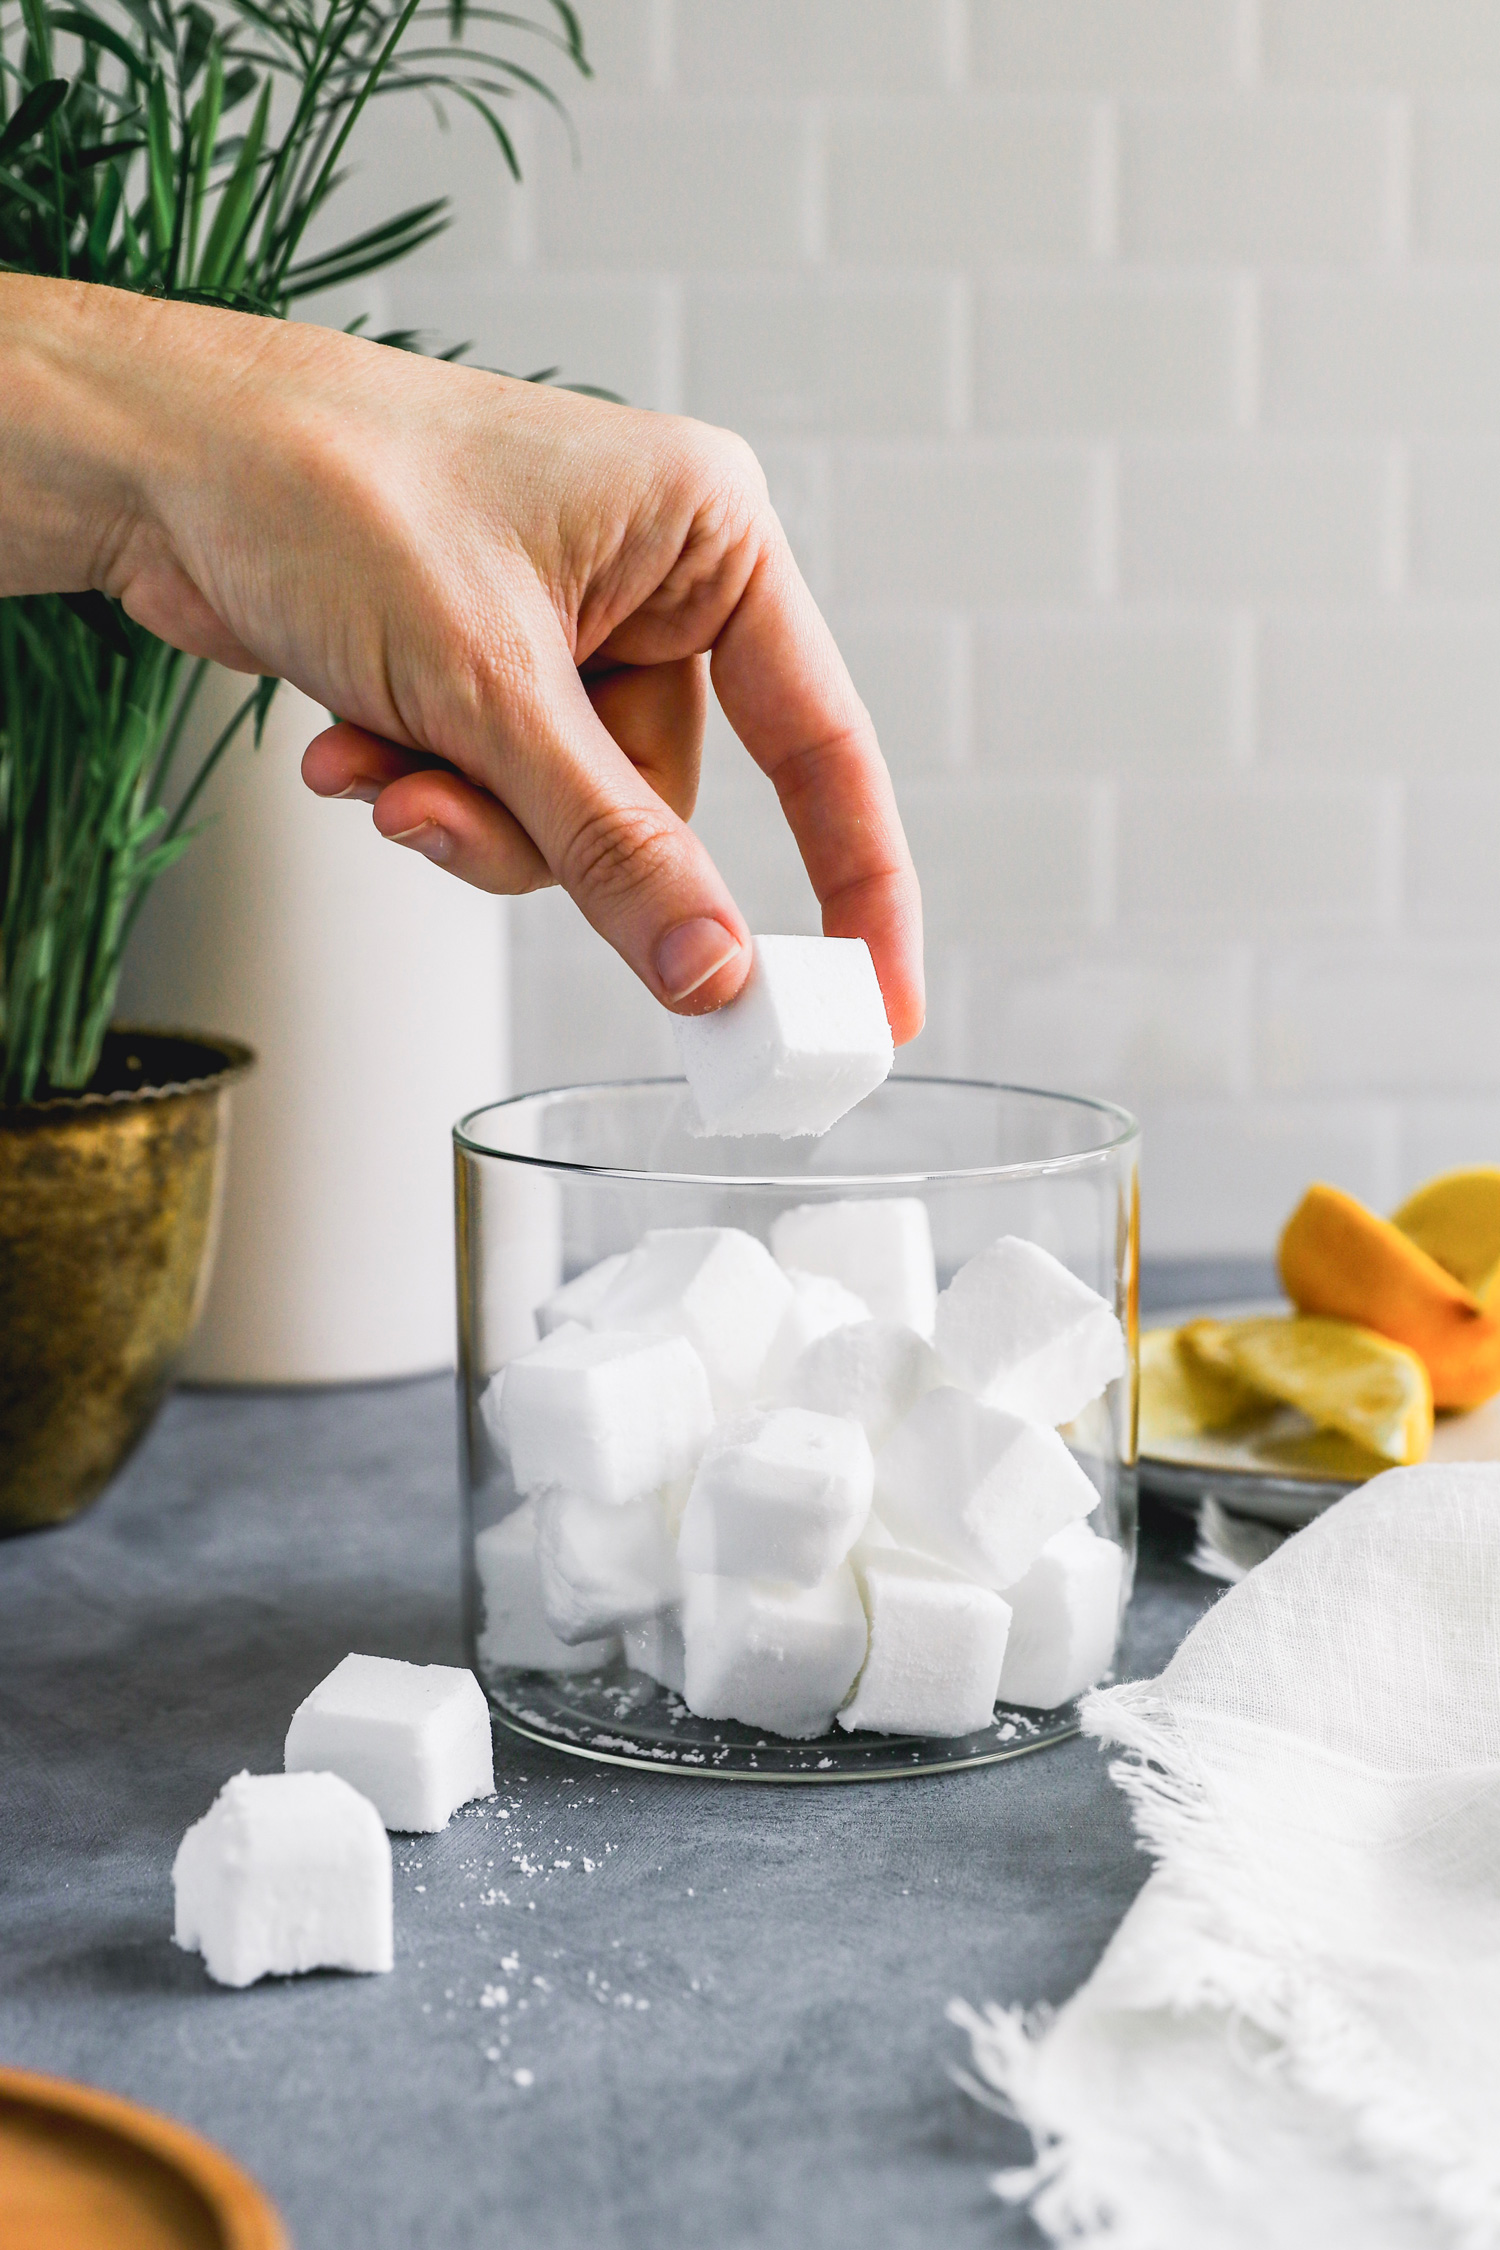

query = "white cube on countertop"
(173, 1770), (392, 1988)
(934, 1235), (1125, 1429)
(757, 1270), (870, 1398)
(285, 1653), (495, 1834)
(770, 1198), (937, 1335)
(875, 1387), (1098, 1592)
(487, 1322), (714, 1507)
(786, 1318), (944, 1450)
(840, 1548), (1012, 1739)
(997, 1520), (1123, 1711)
(536, 1253), (627, 1337)
(474, 1504), (620, 1674)
(623, 1607), (687, 1698)
(681, 1567), (868, 1740)
(677, 1406), (873, 1586)
(592, 1227), (793, 1414)
(672, 935), (893, 1138)
(536, 1485), (683, 1643)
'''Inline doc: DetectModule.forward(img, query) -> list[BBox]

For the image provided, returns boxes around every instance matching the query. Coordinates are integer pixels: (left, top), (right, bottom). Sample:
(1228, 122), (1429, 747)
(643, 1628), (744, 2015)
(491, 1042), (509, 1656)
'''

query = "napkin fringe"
(951, 1676), (1500, 2249)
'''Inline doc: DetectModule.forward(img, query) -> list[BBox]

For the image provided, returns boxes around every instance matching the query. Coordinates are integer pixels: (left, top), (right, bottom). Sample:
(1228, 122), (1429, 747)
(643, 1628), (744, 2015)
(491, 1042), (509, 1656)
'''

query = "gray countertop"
(0, 1264), (1259, 2249)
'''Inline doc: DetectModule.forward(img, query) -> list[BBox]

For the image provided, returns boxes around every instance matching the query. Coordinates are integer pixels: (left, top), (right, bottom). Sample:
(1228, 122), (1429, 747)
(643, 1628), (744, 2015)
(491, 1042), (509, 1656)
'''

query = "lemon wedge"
(1392, 1167), (1500, 1310)
(1180, 1315), (1432, 1467)
(1138, 1324), (1265, 1444)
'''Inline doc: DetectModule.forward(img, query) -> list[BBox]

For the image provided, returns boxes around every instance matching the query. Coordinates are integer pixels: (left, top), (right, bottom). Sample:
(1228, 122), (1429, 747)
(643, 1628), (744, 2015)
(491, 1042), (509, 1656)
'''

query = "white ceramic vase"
(117, 671), (508, 1381)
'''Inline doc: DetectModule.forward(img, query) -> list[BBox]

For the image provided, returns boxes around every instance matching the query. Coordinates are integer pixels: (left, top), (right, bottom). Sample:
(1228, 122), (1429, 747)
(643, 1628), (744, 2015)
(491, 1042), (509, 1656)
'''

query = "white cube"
(536, 1486), (682, 1643)
(285, 1653), (495, 1834)
(672, 935), (893, 1138)
(474, 1504), (619, 1673)
(677, 1407), (873, 1586)
(934, 1235), (1126, 1428)
(840, 1548), (1012, 1739)
(786, 1318), (944, 1450)
(997, 1521), (1124, 1710)
(681, 1567), (868, 1740)
(757, 1270), (870, 1398)
(536, 1252), (627, 1337)
(486, 1322), (714, 1506)
(173, 1770), (392, 1988)
(875, 1386), (1098, 1591)
(623, 1607), (686, 1697)
(592, 1227), (793, 1413)
(770, 1198), (937, 1334)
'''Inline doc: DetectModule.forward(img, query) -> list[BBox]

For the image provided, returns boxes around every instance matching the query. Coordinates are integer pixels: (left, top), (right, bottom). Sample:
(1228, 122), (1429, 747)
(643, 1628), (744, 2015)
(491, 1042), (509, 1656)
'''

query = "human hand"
(0, 278), (923, 1035)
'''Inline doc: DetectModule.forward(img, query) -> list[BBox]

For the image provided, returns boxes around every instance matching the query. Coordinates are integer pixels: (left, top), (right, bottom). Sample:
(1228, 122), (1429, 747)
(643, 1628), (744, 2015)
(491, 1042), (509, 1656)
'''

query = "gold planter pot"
(0, 1029), (253, 1534)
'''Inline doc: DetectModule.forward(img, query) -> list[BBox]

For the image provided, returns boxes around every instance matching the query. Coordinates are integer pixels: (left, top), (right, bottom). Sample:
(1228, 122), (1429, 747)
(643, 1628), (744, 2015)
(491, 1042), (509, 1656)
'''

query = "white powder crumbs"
(501, 1954), (519, 1973)
(513, 2069), (534, 2088)
(480, 1985), (509, 2009)
(532, 1976), (551, 1992)
(414, 1885), (425, 1894)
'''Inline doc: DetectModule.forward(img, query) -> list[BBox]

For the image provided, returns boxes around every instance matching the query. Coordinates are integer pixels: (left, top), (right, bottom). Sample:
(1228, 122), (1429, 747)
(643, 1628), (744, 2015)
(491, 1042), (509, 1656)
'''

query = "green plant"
(0, 0), (586, 1103)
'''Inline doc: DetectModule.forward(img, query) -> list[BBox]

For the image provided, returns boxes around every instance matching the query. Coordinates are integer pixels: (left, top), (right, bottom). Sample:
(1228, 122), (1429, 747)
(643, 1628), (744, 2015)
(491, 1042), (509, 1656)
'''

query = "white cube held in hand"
(997, 1521), (1124, 1710)
(771, 1197), (937, 1334)
(488, 1322), (714, 1506)
(623, 1607), (687, 1697)
(536, 1486), (682, 1642)
(677, 1407), (873, 1586)
(840, 1548), (1012, 1739)
(758, 1270), (870, 1398)
(786, 1318), (944, 1450)
(475, 1504), (619, 1673)
(934, 1235), (1126, 1428)
(876, 1387), (1098, 1591)
(682, 1567), (868, 1739)
(592, 1227), (793, 1413)
(536, 1252), (627, 1337)
(173, 1770), (392, 1988)
(285, 1653), (495, 1834)
(673, 935), (893, 1138)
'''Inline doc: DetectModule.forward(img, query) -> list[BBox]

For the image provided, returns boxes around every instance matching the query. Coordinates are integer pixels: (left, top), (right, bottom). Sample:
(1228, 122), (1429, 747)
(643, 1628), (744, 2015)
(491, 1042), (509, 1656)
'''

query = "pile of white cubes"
(476, 1204), (1128, 1742)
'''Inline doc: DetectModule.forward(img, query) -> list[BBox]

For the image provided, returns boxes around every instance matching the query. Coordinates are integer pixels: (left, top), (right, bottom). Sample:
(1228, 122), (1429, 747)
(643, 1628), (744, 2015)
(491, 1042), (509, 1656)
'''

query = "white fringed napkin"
(952, 1464), (1500, 2250)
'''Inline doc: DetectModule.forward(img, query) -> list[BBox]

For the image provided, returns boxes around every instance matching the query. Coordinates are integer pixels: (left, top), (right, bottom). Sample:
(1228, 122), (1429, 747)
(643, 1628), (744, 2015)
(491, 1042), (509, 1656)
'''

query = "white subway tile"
(826, 101), (1097, 264)
(1411, 448), (1500, 596)
(1258, 945), (1500, 1095)
(1137, 1099), (1399, 1255)
(1118, 98), (1395, 265)
(1263, 279), (1500, 434)
(757, 442), (831, 600)
(976, 278), (1239, 433)
(973, 0), (1241, 89)
(510, 893), (680, 1087)
(674, 1), (950, 93)
(1263, 1), (1500, 89)
(1407, 785), (1500, 932)
(830, 445), (1100, 602)
(529, 100), (807, 269)
(1412, 102), (1500, 258)
(1117, 780), (1391, 931)
(974, 612), (1238, 775)
(1260, 614), (1500, 775)
(822, 612), (967, 774)
(961, 945), (1253, 1103)
(1399, 1103), (1500, 1199)
(684, 278), (955, 436)
(1119, 443), (1389, 600)
(383, 273), (672, 407)
(898, 780), (1111, 941)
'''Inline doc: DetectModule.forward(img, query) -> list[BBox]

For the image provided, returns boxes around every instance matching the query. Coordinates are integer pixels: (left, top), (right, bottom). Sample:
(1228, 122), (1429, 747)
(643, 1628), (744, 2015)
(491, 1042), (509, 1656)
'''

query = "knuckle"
(562, 799), (680, 908)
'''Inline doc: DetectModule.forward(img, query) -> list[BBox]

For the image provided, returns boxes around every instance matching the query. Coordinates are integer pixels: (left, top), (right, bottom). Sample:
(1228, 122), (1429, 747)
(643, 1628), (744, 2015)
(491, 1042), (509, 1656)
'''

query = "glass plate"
(486, 1656), (1079, 1782)
(1140, 1301), (1500, 1528)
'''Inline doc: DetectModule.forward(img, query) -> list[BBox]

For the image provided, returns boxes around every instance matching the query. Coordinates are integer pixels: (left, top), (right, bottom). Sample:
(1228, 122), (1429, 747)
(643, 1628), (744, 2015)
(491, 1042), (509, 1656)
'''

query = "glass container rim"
(453, 1073), (1140, 1189)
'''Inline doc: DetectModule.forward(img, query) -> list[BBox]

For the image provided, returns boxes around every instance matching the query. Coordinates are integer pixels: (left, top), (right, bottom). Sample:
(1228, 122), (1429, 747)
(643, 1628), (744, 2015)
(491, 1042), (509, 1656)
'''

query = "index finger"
(706, 533), (925, 1045)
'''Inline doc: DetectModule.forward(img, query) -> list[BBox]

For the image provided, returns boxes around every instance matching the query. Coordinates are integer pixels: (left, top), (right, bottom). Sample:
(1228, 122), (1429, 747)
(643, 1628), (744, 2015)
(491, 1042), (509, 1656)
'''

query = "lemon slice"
(1138, 1324), (1266, 1445)
(1392, 1168), (1500, 1309)
(1180, 1315), (1432, 1466)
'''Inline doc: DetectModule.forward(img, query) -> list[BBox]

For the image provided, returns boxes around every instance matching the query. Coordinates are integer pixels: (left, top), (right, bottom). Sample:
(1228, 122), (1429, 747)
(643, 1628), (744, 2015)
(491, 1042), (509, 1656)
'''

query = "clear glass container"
(456, 1077), (1139, 1783)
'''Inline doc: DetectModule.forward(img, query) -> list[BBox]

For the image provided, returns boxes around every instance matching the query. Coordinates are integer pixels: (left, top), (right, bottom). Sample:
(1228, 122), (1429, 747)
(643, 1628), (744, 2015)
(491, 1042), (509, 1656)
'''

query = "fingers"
(302, 722), (551, 895)
(708, 535), (926, 1044)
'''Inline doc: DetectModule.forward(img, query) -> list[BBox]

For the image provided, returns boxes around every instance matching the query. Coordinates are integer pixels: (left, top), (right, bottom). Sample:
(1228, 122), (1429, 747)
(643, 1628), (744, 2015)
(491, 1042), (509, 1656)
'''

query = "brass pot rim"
(1, 1027), (256, 1120)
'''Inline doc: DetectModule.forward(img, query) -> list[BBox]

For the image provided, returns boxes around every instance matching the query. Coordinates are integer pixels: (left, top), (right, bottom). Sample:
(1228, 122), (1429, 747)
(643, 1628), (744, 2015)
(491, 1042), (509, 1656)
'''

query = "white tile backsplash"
(373, 0), (1500, 1251)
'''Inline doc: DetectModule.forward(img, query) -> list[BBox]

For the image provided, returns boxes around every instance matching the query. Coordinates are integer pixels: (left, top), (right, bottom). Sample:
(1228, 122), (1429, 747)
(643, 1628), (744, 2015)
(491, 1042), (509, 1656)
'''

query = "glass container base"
(485, 1660), (1080, 1782)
